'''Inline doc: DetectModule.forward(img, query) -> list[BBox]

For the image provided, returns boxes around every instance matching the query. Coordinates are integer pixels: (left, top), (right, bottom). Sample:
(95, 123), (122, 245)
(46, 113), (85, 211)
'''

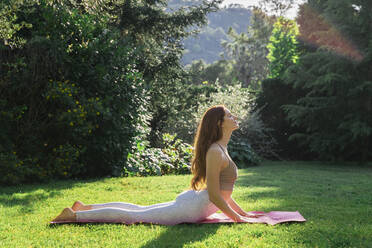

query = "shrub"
(161, 133), (193, 174)
(254, 78), (312, 160)
(161, 82), (218, 144)
(0, 1), (149, 185)
(228, 140), (262, 167)
(126, 133), (193, 176)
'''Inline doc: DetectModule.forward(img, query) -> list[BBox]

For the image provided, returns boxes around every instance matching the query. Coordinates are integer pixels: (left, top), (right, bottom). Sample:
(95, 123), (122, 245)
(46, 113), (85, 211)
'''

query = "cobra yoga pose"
(52, 105), (262, 224)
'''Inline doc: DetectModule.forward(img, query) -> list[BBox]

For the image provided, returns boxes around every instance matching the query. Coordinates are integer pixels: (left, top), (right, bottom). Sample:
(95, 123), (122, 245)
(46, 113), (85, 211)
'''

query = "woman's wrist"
(239, 211), (248, 216)
(232, 212), (244, 222)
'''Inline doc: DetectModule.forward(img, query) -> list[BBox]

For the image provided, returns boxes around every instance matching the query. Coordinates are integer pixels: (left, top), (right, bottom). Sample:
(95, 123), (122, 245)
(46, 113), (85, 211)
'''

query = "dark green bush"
(126, 133), (192, 176)
(283, 51), (372, 162)
(254, 78), (313, 160)
(228, 139), (261, 167)
(0, 1), (149, 185)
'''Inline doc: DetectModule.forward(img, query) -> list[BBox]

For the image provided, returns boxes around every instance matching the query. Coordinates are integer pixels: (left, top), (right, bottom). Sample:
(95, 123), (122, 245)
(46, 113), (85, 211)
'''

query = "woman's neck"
(217, 129), (232, 147)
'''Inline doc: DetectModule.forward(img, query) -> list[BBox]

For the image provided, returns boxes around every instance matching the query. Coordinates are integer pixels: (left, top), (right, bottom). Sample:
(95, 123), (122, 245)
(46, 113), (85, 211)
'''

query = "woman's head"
(221, 108), (239, 131)
(190, 105), (238, 190)
(195, 105), (226, 146)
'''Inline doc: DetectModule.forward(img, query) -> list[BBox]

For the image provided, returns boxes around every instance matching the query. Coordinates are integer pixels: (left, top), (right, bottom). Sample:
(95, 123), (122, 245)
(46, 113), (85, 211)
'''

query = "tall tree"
(257, 0), (298, 17)
(0, 0), (150, 183)
(222, 7), (274, 89)
(255, 16), (306, 160)
(267, 16), (300, 79)
(0, 0), (223, 184)
(296, 1), (366, 62)
(112, 0), (222, 145)
(283, 0), (372, 162)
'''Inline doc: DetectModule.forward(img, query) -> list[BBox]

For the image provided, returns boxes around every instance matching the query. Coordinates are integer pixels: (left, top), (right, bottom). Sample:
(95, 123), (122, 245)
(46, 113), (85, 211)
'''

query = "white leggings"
(76, 190), (218, 225)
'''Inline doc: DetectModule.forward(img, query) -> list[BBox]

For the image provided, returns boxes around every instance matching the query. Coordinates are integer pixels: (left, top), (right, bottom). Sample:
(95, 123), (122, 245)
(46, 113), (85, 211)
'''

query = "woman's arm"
(206, 147), (242, 222)
(227, 197), (247, 216)
(228, 197), (265, 218)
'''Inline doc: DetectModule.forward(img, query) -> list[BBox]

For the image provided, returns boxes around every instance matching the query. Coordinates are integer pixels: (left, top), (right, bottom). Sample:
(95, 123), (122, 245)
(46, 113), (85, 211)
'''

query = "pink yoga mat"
(200, 211), (306, 225)
(50, 211), (306, 226)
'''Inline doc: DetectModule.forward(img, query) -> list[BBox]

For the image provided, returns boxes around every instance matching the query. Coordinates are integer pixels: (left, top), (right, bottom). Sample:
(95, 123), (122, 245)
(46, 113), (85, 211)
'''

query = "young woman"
(52, 105), (262, 224)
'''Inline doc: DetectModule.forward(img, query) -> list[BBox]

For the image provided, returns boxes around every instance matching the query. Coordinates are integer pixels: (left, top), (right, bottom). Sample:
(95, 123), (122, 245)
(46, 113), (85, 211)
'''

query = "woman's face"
(221, 108), (239, 131)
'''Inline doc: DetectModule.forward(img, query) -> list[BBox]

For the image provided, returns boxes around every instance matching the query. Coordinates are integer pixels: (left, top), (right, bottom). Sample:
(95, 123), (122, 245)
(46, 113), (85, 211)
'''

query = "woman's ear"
(217, 120), (222, 127)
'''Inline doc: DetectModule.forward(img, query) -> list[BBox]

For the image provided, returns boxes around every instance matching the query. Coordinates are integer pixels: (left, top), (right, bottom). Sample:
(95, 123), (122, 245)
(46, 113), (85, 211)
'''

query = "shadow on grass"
(0, 178), (103, 212)
(140, 224), (219, 248)
(48, 221), (220, 248)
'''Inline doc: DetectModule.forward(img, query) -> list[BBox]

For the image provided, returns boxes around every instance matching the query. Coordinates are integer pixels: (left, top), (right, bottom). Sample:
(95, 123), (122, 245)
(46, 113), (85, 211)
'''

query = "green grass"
(1, 161), (372, 247)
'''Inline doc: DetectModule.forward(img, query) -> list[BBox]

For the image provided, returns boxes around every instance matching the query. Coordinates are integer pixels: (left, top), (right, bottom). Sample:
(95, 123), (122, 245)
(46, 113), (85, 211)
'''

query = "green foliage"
(161, 133), (193, 174)
(195, 81), (254, 128)
(254, 78), (311, 159)
(283, 51), (372, 162)
(171, 1), (253, 65)
(186, 59), (235, 85)
(126, 140), (169, 177)
(298, 0), (372, 60)
(126, 133), (193, 176)
(228, 140), (262, 167)
(280, 0), (372, 163)
(195, 81), (275, 163)
(254, 0), (372, 163)
(222, 8), (274, 89)
(267, 16), (300, 79)
(113, 0), (222, 146)
(258, 0), (296, 17)
(188, 8), (274, 90)
(164, 82), (218, 144)
(0, 0), (149, 184)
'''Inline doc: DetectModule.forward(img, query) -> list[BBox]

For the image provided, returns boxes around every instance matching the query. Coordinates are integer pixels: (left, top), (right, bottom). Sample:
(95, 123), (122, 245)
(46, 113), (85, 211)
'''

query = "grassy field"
(1, 161), (371, 247)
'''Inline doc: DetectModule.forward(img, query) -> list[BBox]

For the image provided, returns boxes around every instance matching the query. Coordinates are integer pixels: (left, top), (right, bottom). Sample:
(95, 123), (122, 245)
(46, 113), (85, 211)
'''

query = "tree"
(253, 16), (306, 160)
(180, 4), (253, 65)
(0, 0), (149, 184)
(267, 16), (300, 79)
(221, 7), (274, 89)
(254, 77), (311, 160)
(257, 0), (299, 17)
(296, 1), (366, 62)
(111, 0), (222, 145)
(187, 59), (235, 85)
(282, 0), (372, 162)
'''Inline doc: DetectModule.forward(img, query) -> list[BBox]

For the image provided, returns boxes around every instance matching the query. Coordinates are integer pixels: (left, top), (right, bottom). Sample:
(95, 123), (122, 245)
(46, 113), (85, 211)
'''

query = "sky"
(221, 0), (304, 19)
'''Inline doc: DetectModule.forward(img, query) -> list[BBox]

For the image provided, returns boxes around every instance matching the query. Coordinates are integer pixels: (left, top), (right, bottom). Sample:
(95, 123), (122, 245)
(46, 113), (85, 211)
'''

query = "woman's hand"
(240, 211), (265, 218)
(235, 213), (265, 222)
(235, 215), (254, 222)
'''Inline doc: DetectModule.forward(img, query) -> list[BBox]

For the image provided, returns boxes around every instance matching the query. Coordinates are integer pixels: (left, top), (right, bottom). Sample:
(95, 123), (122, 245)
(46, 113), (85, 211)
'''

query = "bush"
(194, 81), (273, 165)
(0, 1), (149, 185)
(126, 133), (193, 176)
(160, 82), (218, 144)
(254, 78), (313, 160)
(228, 140), (262, 167)
(282, 51), (372, 162)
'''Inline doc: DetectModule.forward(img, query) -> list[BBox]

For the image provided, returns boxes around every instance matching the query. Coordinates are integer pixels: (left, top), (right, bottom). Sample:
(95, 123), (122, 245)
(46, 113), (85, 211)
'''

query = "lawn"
(1, 161), (371, 247)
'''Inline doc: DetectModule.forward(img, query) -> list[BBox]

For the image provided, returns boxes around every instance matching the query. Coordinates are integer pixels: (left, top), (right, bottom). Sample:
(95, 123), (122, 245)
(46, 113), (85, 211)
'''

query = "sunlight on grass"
(1, 161), (371, 247)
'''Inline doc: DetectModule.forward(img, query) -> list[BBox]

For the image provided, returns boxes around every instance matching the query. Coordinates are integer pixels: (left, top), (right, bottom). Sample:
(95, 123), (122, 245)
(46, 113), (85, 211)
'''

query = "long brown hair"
(190, 105), (225, 190)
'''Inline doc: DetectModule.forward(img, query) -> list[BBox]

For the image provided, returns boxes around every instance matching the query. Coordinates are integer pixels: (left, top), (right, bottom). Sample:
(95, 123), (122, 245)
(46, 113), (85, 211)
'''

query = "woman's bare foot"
(52, 207), (76, 222)
(72, 200), (92, 211)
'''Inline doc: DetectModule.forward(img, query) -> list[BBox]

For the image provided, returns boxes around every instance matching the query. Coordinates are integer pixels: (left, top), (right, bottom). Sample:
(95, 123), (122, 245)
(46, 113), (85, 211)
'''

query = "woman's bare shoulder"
(206, 143), (228, 166)
(207, 143), (222, 155)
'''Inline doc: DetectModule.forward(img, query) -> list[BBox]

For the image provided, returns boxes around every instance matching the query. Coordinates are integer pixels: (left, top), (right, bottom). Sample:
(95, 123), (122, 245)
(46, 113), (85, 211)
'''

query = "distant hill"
(167, 0), (252, 65)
